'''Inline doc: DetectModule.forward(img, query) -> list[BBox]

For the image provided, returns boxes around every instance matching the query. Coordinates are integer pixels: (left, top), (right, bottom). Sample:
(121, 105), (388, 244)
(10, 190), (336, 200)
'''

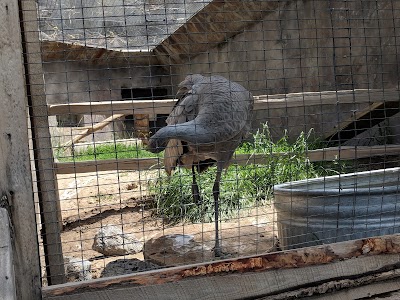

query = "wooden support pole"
(62, 113), (125, 148)
(18, 0), (66, 285)
(134, 114), (150, 139)
(0, 0), (42, 297)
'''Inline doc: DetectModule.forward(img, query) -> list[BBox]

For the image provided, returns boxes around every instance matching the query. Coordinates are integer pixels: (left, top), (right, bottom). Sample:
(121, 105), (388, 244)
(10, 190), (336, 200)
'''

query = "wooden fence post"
(0, 0), (43, 298)
(18, 0), (66, 285)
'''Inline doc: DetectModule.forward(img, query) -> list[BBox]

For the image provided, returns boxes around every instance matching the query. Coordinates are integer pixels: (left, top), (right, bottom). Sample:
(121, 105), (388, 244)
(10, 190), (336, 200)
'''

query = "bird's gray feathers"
(163, 83), (201, 174)
(148, 74), (254, 175)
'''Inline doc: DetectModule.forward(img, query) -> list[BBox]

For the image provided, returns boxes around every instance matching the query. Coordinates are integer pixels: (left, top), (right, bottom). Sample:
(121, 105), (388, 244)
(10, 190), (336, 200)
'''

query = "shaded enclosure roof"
(39, 0), (278, 64)
(39, 0), (210, 50)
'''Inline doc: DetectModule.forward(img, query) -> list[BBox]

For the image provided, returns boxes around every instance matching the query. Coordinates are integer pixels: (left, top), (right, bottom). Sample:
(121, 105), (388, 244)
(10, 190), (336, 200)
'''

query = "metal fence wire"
(23, 0), (400, 286)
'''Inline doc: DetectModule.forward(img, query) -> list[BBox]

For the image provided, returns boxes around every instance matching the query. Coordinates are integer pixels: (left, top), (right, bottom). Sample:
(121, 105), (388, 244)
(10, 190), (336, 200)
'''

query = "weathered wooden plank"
(53, 154), (290, 174)
(19, 0), (66, 285)
(254, 89), (400, 109)
(55, 157), (162, 174)
(0, 209), (16, 300)
(48, 99), (176, 116)
(41, 40), (158, 65)
(306, 144), (400, 161)
(46, 89), (400, 116)
(306, 277), (400, 300)
(258, 270), (400, 299)
(54, 145), (400, 174)
(42, 234), (400, 300)
(0, 0), (42, 297)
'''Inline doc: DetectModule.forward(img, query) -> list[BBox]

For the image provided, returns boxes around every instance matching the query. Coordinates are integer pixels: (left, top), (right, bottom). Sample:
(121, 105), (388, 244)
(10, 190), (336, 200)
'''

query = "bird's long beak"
(147, 136), (167, 153)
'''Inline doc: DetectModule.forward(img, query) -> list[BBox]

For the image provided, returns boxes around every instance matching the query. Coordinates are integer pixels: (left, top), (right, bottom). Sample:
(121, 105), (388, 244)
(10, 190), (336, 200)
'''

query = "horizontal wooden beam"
(47, 89), (400, 116)
(55, 157), (161, 174)
(306, 277), (400, 300)
(254, 89), (399, 109)
(41, 40), (159, 65)
(306, 144), (400, 161)
(54, 145), (400, 174)
(42, 234), (400, 300)
(48, 99), (175, 116)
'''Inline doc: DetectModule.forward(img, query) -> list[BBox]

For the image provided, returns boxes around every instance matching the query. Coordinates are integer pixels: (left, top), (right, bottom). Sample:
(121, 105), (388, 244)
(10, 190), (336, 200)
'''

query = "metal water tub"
(273, 167), (400, 250)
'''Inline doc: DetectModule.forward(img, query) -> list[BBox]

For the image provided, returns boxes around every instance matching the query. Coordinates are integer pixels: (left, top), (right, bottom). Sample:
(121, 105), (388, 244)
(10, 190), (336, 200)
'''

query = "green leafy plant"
(148, 123), (336, 224)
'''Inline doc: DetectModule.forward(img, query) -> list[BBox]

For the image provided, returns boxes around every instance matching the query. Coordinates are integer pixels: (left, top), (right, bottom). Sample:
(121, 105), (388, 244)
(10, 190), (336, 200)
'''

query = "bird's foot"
(214, 246), (222, 258)
(213, 245), (231, 259)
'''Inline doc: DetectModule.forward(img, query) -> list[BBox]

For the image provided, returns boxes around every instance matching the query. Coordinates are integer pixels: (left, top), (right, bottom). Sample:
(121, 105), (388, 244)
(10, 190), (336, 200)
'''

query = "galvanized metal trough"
(274, 167), (400, 249)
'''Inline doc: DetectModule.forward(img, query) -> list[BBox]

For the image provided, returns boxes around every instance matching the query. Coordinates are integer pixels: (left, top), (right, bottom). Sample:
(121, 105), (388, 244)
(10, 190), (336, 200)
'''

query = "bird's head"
(147, 135), (167, 153)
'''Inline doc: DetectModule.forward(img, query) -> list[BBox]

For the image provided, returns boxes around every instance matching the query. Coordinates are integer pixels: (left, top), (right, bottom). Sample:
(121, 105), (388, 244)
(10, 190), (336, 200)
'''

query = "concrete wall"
(171, 0), (400, 92)
(168, 0), (400, 143)
(43, 0), (400, 145)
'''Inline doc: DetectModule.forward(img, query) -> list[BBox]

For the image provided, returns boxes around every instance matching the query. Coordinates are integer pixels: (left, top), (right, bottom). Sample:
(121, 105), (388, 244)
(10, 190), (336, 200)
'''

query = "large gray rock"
(100, 258), (160, 278)
(92, 225), (143, 256)
(144, 227), (279, 267)
(64, 256), (92, 282)
(144, 234), (213, 266)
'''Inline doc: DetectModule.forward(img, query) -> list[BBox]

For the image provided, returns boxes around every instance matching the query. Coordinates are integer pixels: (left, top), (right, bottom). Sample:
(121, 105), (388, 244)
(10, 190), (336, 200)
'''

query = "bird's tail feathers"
(164, 139), (183, 175)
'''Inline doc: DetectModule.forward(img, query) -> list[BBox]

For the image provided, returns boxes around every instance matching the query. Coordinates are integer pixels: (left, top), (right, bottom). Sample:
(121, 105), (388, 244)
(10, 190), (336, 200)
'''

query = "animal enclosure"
(9, 0), (400, 298)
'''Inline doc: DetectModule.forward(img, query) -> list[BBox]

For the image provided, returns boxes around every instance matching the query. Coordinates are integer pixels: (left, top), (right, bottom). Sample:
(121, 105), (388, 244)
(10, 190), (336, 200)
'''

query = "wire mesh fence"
(21, 0), (400, 287)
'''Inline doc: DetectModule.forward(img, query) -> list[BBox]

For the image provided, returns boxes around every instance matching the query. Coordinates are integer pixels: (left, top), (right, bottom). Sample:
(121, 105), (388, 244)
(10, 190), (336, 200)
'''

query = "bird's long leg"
(213, 162), (224, 257)
(191, 165), (202, 205)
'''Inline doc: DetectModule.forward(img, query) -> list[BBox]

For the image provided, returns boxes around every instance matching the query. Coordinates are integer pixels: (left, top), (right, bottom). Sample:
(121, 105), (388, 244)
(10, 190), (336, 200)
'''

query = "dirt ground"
(54, 170), (278, 280)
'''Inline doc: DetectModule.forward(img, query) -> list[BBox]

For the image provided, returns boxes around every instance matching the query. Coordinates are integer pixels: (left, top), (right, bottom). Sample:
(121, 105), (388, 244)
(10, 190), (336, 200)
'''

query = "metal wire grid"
(22, 0), (400, 286)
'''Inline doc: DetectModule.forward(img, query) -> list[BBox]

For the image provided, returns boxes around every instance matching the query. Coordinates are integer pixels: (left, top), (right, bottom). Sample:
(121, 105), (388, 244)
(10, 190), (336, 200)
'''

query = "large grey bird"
(147, 74), (254, 257)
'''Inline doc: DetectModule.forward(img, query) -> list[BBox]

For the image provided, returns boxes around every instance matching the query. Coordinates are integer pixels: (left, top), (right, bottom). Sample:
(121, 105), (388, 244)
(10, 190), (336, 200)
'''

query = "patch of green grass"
(148, 123), (343, 224)
(56, 143), (160, 162)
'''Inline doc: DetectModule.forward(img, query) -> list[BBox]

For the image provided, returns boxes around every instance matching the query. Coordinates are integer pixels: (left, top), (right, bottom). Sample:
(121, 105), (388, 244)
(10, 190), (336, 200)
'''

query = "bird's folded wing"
(166, 93), (197, 125)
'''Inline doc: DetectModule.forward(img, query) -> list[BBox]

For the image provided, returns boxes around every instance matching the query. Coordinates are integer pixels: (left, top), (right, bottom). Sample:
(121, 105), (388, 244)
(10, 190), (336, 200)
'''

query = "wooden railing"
(48, 89), (400, 174)
(53, 144), (400, 174)
(48, 89), (399, 115)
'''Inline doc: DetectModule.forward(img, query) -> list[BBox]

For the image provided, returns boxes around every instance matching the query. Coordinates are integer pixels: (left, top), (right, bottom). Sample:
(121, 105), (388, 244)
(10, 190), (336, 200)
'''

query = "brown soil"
(54, 170), (277, 280)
